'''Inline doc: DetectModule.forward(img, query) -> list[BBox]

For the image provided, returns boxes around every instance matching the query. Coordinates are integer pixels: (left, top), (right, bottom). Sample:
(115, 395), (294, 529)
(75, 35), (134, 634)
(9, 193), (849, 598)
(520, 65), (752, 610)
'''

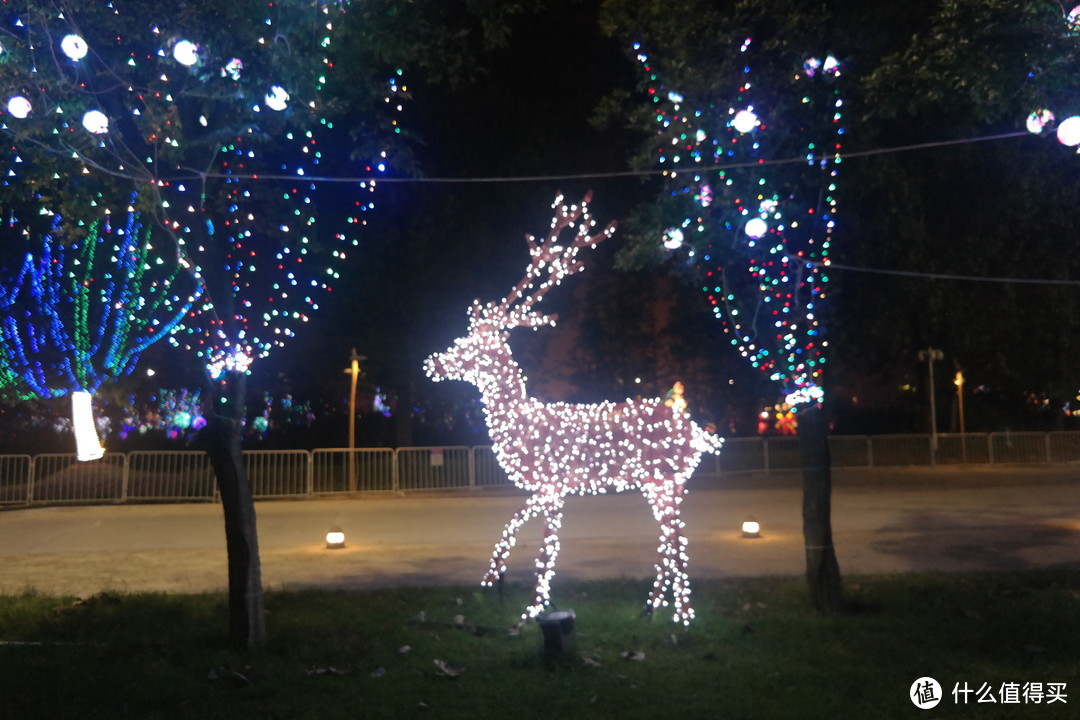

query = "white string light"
(424, 194), (723, 625)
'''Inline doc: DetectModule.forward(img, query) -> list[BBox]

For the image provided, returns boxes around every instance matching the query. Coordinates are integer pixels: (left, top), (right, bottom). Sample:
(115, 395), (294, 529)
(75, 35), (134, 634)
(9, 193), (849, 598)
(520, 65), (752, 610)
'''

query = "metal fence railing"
(0, 431), (1075, 506)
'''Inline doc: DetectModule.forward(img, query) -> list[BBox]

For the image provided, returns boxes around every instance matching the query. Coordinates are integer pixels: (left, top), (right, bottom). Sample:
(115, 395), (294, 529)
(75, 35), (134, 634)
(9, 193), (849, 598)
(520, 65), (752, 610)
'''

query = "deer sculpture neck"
(423, 193), (723, 624)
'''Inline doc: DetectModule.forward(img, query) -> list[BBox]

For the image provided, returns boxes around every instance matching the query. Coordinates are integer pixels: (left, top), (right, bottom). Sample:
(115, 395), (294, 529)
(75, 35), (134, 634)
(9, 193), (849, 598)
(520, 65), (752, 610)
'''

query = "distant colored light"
(745, 218), (767, 238)
(173, 40), (199, 66)
(1056, 115), (1080, 146)
(6, 95), (31, 119)
(822, 55), (840, 75)
(265, 85), (289, 111)
(732, 109), (758, 133)
(61, 34), (88, 60)
(1026, 109), (1054, 134)
(82, 110), (109, 134)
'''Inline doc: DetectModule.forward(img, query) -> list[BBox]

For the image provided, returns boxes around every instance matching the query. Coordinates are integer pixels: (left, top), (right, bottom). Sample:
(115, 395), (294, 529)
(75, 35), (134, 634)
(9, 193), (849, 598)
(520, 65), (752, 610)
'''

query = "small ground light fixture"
(741, 516), (761, 539)
(325, 527), (346, 549)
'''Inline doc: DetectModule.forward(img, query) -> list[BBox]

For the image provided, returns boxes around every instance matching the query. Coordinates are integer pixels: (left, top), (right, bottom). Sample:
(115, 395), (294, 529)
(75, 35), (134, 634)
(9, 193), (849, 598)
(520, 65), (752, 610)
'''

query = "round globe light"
(1056, 115), (1080, 146)
(745, 217), (768, 238)
(731, 109), (758, 133)
(265, 85), (289, 111)
(662, 227), (684, 250)
(60, 34), (88, 61)
(173, 40), (199, 66)
(81, 109), (109, 134)
(1026, 109), (1054, 134)
(6, 95), (32, 119)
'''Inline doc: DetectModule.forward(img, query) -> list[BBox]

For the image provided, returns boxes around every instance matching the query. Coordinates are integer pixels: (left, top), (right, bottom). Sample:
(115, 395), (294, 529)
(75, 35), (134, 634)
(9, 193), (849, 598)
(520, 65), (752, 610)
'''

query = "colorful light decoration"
(0, 2), (406, 387)
(424, 194), (723, 625)
(0, 210), (201, 458)
(1026, 108), (1054, 134)
(640, 40), (842, 408)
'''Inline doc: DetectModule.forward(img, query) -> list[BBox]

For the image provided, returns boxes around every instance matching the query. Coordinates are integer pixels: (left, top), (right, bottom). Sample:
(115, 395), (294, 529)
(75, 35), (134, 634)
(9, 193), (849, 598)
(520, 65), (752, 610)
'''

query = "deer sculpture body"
(423, 194), (723, 624)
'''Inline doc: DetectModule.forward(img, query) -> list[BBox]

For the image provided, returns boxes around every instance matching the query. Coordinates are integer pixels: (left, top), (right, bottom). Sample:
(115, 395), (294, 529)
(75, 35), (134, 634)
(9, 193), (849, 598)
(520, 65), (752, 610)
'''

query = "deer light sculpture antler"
(423, 193), (723, 624)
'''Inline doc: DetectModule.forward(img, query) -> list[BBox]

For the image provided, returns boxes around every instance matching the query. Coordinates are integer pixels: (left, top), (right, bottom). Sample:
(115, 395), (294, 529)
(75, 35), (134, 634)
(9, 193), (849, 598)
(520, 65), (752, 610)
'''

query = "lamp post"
(955, 370), (966, 463)
(344, 348), (365, 492)
(917, 348), (943, 460)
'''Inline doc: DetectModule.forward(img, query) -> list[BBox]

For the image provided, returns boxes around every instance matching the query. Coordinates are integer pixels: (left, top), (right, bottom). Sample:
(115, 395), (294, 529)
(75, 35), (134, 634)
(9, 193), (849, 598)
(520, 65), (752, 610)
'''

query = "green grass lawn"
(1, 570), (1077, 719)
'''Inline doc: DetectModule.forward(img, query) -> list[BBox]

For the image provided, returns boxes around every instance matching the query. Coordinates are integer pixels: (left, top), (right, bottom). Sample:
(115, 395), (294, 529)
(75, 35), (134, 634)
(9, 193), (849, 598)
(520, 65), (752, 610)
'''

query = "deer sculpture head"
(424, 193), (722, 625)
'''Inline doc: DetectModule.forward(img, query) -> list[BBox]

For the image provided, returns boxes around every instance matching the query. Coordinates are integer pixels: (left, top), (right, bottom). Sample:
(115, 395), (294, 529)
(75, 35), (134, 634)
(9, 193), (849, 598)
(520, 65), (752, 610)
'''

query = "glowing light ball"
(81, 109), (109, 134)
(264, 85), (289, 111)
(745, 217), (768, 238)
(731, 108), (758, 133)
(1026, 109), (1054, 134)
(741, 517), (761, 538)
(172, 40), (199, 66)
(6, 95), (31, 119)
(1056, 115), (1080, 146)
(662, 226), (684, 249)
(822, 55), (840, 75)
(60, 34), (88, 60)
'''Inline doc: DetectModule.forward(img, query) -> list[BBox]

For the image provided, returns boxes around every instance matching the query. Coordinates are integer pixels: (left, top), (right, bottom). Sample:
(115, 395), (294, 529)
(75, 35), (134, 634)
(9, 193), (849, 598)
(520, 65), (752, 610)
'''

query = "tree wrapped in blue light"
(0, 211), (201, 456)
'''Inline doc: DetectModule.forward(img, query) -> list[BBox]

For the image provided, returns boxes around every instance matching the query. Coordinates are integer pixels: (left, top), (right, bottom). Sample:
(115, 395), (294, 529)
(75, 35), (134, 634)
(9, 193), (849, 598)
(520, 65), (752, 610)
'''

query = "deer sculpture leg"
(643, 481), (695, 625)
(482, 494), (547, 587)
(527, 493), (565, 619)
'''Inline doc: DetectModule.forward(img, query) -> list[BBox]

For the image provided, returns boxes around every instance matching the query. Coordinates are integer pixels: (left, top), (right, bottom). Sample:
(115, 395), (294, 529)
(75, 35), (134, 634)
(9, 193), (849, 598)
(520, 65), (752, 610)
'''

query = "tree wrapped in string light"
(0, 0), (403, 380)
(635, 37), (845, 611)
(0, 211), (200, 459)
(0, 0), (404, 648)
(637, 39), (842, 411)
(424, 194), (723, 625)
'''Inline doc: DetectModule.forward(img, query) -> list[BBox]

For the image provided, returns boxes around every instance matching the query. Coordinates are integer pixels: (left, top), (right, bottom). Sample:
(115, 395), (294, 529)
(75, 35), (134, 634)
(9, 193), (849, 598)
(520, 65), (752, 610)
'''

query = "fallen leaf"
(208, 666), (252, 687)
(305, 666), (349, 677)
(398, 645), (412, 655)
(582, 656), (601, 668)
(370, 666), (386, 678)
(619, 650), (645, 661)
(433, 658), (464, 678)
(453, 614), (465, 627)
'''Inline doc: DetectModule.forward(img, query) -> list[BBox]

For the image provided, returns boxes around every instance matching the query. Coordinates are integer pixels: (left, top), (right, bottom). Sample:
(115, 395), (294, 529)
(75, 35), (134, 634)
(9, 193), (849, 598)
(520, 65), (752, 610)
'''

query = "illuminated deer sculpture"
(423, 194), (723, 624)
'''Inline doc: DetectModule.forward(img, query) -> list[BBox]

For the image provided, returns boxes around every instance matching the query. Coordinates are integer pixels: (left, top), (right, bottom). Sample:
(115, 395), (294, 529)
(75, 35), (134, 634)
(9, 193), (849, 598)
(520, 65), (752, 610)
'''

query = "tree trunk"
(798, 405), (844, 613)
(205, 369), (266, 648)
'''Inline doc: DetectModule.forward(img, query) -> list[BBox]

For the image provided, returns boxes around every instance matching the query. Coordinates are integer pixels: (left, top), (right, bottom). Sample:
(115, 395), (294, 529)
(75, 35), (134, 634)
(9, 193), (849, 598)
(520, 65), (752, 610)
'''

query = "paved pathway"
(0, 466), (1077, 597)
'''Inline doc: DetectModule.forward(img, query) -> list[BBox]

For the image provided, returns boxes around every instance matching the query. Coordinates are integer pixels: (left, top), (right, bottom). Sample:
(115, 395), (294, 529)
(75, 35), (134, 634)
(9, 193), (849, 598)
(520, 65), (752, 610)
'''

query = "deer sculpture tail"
(691, 422), (725, 455)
